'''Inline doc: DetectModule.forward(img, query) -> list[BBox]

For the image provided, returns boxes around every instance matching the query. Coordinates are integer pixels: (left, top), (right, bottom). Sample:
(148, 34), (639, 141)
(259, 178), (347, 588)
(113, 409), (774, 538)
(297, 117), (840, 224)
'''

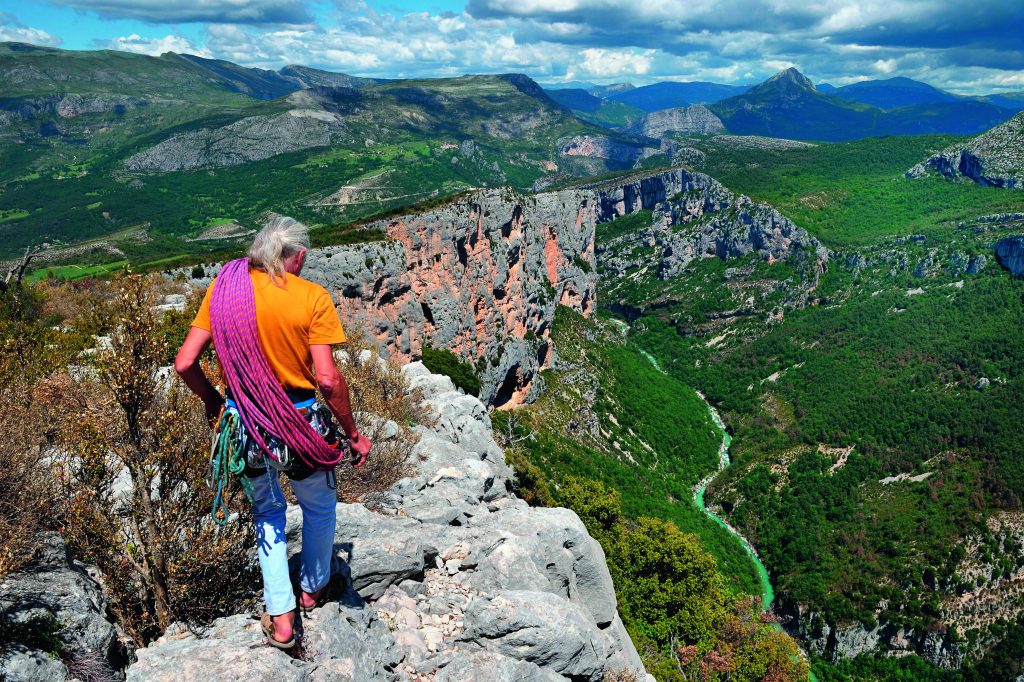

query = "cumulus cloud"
(462, 0), (1024, 93)
(40, 0), (1018, 95)
(0, 12), (62, 46)
(566, 48), (654, 80)
(51, 0), (311, 25)
(104, 33), (213, 57)
(199, 8), (579, 80)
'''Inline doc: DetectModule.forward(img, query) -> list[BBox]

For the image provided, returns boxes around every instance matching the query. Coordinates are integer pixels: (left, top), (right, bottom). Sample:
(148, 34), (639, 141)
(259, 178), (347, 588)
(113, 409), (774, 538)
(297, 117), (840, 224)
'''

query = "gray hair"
(248, 215), (310, 282)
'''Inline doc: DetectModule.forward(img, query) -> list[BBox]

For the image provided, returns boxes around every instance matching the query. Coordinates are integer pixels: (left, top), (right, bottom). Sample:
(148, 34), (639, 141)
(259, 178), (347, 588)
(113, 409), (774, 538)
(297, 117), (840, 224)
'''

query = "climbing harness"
(207, 396), (349, 523)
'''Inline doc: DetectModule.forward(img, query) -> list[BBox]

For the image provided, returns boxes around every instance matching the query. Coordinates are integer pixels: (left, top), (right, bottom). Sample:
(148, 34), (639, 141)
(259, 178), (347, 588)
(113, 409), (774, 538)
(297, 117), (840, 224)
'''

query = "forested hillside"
(603, 134), (1024, 677)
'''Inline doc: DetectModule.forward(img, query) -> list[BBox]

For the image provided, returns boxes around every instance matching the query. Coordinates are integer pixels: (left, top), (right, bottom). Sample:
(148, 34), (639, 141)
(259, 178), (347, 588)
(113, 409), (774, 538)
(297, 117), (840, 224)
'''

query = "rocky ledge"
(0, 534), (127, 681)
(592, 167), (828, 290)
(995, 235), (1024, 276)
(124, 362), (651, 682)
(907, 111), (1023, 189)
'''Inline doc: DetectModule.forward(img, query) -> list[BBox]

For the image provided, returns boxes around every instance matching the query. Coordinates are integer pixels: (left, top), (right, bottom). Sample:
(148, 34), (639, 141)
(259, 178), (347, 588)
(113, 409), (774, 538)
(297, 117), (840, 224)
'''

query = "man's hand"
(349, 432), (372, 468)
(204, 396), (225, 426)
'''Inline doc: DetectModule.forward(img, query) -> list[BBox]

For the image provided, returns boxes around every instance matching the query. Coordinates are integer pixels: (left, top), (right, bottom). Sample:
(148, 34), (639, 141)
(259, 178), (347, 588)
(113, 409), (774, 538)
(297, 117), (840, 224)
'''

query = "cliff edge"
(121, 361), (651, 682)
(907, 111), (1024, 188)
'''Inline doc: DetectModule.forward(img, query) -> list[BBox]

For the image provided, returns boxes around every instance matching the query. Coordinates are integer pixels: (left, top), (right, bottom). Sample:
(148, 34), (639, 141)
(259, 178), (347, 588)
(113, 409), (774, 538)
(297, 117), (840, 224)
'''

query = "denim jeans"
(249, 468), (337, 616)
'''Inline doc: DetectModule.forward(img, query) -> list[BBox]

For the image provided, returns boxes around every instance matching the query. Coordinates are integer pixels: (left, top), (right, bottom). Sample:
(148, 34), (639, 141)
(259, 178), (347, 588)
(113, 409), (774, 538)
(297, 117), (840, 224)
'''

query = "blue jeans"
(249, 468), (337, 616)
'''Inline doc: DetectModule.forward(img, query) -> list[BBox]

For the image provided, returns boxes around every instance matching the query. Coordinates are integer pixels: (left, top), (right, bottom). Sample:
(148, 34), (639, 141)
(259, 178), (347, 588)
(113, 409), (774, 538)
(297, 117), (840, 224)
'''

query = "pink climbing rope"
(209, 258), (345, 471)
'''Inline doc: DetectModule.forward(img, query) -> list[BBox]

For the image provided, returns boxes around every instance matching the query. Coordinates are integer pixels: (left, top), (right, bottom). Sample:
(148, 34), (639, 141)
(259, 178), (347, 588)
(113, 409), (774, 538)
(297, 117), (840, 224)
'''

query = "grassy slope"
(689, 135), (1023, 247)
(0, 67), (607, 267)
(505, 306), (763, 596)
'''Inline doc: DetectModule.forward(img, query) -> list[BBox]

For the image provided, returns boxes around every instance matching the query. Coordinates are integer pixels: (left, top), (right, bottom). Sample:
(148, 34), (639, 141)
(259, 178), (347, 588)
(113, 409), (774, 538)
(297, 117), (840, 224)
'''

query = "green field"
(26, 261), (129, 282)
(690, 135), (1024, 246)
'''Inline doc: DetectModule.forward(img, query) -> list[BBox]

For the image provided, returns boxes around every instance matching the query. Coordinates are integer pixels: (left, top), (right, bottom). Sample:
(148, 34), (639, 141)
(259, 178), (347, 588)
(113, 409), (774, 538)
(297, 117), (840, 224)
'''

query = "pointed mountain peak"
(766, 67), (816, 91)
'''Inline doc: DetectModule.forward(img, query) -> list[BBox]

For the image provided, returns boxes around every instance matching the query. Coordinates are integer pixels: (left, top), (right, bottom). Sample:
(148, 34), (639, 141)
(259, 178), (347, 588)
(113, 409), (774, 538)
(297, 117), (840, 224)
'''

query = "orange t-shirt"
(192, 268), (346, 392)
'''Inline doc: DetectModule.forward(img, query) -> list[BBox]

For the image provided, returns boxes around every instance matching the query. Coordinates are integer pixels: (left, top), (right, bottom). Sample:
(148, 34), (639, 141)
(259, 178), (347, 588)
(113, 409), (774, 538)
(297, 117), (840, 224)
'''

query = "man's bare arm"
(174, 327), (224, 422)
(310, 344), (371, 456)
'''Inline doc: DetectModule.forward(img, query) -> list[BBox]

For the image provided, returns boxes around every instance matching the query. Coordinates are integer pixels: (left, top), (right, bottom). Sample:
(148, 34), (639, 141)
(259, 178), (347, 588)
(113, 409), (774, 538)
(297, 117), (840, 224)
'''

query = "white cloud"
(0, 12), (62, 46)
(568, 48), (654, 79)
(49, 0), (1009, 95)
(106, 33), (213, 57)
(873, 58), (898, 73)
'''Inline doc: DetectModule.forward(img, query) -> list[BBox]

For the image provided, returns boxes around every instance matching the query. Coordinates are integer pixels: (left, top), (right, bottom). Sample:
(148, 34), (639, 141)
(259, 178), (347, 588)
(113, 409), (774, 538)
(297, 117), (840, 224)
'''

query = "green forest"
(687, 135), (1023, 246)
(595, 134), (1024, 678)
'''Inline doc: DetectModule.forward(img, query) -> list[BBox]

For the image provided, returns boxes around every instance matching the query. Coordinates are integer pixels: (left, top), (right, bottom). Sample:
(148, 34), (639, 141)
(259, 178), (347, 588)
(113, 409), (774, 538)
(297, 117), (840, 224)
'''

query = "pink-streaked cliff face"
(302, 167), (825, 407)
(305, 187), (597, 407)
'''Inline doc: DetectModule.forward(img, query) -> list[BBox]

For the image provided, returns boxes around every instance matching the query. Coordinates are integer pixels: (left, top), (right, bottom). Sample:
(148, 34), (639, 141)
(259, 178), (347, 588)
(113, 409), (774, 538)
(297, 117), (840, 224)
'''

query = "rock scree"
(124, 361), (652, 682)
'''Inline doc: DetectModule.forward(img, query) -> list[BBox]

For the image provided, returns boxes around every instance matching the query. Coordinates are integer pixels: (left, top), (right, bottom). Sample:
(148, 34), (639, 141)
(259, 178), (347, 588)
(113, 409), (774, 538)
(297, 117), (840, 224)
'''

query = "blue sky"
(2, 0), (1022, 94)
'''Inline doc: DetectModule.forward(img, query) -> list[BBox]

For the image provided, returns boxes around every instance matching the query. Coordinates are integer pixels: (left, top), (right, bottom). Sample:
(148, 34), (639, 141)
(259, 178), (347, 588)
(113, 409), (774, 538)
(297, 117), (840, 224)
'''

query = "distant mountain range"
(707, 68), (1019, 141)
(0, 41), (643, 259)
(542, 67), (1023, 142)
(604, 81), (751, 112)
(543, 69), (1024, 141)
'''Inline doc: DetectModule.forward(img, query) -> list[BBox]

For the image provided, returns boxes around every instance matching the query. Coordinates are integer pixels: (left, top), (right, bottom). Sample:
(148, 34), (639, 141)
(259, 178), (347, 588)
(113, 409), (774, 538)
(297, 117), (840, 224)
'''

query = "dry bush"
(42, 274), (257, 644)
(332, 329), (434, 505)
(0, 284), (66, 577)
(602, 669), (639, 682)
(0, 391), (62, 578)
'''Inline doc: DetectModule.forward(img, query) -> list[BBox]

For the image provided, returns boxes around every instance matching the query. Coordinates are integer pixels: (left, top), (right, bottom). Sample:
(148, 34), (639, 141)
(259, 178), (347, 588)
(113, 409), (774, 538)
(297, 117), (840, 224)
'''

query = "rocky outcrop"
(908, 111), (1024, 188)
(635, 104), (725, 138)
(0, 533), (126, 681)
(180, 168), (819, 407)
(558, 135), (645, 165)
(0, 93), (150, 123)
(124, 362), (652, 682)
(592, 167), (828, 286)
(123, 109), (347, 172)
(995, 235), (1024, 275)
(778, 597), (965, 669)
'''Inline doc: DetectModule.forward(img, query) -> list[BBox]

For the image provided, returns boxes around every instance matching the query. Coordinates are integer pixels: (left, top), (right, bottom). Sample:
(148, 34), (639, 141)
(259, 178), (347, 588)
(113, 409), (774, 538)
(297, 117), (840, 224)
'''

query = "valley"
(2, 39), (1024, 682)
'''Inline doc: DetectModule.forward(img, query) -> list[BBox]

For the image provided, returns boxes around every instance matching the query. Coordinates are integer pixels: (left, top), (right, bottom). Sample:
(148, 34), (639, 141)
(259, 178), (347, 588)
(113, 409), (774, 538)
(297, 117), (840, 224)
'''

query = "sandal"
(260, 612), (296, 650)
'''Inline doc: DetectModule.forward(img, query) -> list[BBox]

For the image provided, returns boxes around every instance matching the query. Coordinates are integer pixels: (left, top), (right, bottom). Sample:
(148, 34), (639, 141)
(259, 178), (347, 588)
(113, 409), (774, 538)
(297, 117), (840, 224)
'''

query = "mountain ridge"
(710, 67), (1018, 141)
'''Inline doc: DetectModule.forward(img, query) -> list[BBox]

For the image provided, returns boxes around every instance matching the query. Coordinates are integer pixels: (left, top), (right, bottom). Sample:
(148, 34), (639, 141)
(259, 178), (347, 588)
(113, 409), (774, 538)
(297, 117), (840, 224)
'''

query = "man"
(175, 216), (372, 648)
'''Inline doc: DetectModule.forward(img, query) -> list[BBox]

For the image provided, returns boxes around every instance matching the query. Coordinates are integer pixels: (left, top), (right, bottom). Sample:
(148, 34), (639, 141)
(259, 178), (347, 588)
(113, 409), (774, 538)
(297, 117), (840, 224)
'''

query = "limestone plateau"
(907, 110), (1024, 189)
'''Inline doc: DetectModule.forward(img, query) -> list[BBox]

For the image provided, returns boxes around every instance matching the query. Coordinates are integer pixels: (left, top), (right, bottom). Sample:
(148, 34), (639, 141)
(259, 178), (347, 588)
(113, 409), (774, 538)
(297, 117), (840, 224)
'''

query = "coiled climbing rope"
(209, 258), (346, 471)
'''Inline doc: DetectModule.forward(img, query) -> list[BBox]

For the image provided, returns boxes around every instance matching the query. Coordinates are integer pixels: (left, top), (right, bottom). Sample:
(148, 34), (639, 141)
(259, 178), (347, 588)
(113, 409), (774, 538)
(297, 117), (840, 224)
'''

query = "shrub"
(421, 346), (481, 396)
(0, 284), (66, 577)
(333, 330), (433, 506)
(45, 274), (257, 644)
(0, 392), (61, 577)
